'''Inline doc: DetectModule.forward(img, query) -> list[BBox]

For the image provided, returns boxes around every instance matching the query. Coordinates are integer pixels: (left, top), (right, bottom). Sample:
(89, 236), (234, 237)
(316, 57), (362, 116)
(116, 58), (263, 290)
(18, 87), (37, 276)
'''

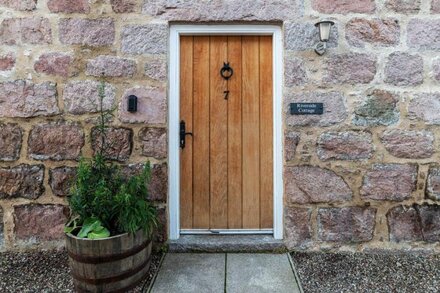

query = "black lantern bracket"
(220, 62), (233, 80)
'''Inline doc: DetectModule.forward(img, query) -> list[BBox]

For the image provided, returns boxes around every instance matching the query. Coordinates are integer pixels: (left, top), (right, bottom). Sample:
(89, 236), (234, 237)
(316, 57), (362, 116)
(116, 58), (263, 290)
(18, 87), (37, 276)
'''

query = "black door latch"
(180, 120), (193, 149)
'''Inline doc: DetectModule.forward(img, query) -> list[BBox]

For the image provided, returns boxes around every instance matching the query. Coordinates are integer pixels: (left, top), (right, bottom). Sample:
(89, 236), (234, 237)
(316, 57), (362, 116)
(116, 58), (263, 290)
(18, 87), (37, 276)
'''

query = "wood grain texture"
(209, 36), (228, 229)
(180, 36), (194, 229)
(259, 36), (274, 229)
(227, 36), (243, 229)
(180, 35), (273, 231)
(241, 36), (261, 229)
(66, 230), (152, 292)
(192, 36), (210, 229)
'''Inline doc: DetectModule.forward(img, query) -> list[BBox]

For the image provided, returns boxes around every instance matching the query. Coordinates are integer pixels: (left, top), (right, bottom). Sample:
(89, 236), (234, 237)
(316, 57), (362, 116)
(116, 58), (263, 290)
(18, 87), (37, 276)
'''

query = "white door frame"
(168, 24), (283, 240)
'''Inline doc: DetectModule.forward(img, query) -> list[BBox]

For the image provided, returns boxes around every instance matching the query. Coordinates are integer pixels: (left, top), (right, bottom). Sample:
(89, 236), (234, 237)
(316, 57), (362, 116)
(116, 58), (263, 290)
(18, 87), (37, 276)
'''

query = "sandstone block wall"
(0, 0), (439, 253)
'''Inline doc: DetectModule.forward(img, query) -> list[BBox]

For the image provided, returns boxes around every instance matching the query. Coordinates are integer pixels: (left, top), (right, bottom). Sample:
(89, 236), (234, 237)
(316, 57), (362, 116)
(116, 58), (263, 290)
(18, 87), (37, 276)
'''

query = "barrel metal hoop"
(71, 255), (152, 286)
(74, 265), (151, 293)
(67, 239), (151, 264)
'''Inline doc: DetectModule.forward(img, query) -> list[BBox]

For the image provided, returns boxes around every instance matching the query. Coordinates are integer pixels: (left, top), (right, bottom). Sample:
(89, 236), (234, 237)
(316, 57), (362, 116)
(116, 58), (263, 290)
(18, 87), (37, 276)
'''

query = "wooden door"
(180, 35), (273, 231)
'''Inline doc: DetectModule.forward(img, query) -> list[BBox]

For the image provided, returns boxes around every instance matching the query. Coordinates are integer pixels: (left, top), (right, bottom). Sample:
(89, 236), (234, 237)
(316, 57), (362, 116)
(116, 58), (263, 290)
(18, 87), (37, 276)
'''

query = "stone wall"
(0, 0), (439, 253)
(283, 0), (440, 253)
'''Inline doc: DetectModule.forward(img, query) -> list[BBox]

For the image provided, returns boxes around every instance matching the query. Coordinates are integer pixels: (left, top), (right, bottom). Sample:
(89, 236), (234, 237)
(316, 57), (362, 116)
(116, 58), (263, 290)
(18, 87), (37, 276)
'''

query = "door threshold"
(169, 234), (286, 253)
(180, 229), (273, 235)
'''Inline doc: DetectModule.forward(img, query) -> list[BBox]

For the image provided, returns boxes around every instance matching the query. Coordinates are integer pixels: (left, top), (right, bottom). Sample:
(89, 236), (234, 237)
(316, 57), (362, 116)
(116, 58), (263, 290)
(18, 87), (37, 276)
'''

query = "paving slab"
(150, 253), (225, 293)
(226, 254), (301, 293)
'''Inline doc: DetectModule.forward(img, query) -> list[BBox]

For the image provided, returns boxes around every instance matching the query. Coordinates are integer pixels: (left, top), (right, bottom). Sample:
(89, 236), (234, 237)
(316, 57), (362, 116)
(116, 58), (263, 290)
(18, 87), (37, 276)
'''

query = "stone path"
(150, 253), (301, 293)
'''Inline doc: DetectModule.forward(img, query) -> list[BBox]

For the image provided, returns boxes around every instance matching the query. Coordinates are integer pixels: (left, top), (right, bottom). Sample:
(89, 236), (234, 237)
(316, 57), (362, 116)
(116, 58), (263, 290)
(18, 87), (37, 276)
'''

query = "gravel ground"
(0, 249), (163, 292)
(3, 249), (439, 292)
(291, 252), (440, 293)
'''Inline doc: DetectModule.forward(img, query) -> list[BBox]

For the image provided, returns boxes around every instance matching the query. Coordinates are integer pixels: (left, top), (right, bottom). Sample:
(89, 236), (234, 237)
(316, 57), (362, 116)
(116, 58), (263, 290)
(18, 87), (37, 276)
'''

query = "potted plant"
(64, 81), (158, 292)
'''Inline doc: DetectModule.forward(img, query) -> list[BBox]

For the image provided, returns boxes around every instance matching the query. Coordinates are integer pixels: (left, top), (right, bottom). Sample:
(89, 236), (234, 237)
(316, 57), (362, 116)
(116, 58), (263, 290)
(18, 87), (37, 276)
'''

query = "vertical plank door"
(241, 36), (261, 229)
(209, 36), (228, 229)
(192, 36), (210, 229)
(180, 35), (273, 231)
(227, 36), (243, 229)
(179, 36), (193, 229)
(259, 36), (274, 229)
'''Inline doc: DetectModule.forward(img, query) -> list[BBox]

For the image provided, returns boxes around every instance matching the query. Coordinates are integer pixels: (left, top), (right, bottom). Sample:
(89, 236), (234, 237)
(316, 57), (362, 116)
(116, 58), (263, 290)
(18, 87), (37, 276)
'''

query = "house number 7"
(224, 90), (229, 100)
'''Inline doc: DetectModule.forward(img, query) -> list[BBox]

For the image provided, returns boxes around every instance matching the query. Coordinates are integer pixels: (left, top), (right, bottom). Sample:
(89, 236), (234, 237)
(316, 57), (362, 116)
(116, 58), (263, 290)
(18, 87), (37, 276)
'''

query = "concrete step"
(168, 235), (286, 253)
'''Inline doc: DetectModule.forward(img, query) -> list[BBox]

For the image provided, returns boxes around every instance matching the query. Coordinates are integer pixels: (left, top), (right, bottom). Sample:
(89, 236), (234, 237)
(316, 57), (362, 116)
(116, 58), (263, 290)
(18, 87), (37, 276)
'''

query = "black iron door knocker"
(221, 62), (233, 100)
(220, 62), (233, 80)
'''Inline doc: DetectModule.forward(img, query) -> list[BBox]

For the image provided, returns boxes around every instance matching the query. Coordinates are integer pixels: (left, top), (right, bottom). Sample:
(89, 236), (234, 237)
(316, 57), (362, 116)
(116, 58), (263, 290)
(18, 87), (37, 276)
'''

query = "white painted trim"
(272, 27), (284, 240)
(169, 27), (180, 240)
(168, 24), (284, 240)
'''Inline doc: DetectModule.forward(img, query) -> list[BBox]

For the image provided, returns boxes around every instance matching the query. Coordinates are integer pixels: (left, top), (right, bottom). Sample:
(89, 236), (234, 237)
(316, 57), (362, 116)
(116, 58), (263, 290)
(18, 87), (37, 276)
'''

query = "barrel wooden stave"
(66, 230), (152, 293)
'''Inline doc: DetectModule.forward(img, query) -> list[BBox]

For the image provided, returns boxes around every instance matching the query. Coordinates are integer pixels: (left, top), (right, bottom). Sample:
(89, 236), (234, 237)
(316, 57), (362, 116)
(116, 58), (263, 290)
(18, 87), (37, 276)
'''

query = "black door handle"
(180, 120), (193, 149)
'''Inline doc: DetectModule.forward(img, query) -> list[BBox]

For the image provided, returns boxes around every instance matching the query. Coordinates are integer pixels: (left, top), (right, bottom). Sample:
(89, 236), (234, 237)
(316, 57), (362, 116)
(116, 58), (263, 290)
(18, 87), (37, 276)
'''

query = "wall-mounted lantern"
(315, 20), (335, 56)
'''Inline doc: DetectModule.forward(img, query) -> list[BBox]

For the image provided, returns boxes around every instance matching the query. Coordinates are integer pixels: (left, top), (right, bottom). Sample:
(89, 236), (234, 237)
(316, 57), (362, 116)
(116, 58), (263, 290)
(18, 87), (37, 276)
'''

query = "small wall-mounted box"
(127, 95), (138, 112)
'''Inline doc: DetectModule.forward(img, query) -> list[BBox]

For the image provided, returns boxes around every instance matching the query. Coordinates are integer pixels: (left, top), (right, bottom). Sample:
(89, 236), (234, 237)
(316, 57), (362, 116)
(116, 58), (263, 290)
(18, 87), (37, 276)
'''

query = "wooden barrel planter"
(66, 229), (152, 293)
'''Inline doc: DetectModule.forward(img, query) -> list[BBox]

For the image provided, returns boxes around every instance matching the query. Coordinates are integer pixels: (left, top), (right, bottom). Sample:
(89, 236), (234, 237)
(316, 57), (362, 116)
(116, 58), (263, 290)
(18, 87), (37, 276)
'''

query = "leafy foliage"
(65, 81), (158, 238)
(77, 217), (110, 239)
